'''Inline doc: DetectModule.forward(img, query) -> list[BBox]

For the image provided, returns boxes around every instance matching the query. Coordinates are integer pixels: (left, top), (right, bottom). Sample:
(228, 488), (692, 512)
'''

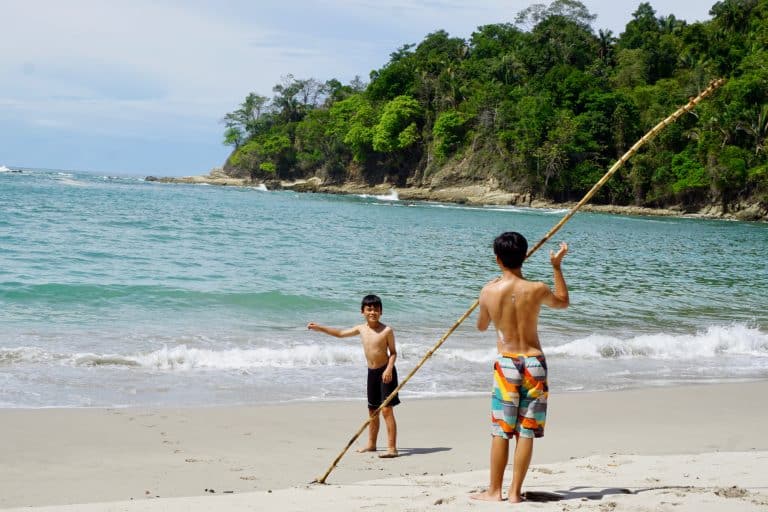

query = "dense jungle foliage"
(221, 0), (768, 212)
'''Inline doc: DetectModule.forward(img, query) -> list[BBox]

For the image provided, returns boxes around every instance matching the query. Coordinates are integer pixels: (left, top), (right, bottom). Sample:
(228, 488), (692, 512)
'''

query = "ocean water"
(1, 167), (767, 408)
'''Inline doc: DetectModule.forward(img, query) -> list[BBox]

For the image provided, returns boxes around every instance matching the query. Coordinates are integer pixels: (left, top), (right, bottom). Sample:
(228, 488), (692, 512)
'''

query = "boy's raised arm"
(541, 242), (569, 309)
(307, 322), (360, 338)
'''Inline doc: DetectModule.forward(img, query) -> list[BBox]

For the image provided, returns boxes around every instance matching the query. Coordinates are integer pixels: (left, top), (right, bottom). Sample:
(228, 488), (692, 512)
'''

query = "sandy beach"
(1, 380), (767, 511)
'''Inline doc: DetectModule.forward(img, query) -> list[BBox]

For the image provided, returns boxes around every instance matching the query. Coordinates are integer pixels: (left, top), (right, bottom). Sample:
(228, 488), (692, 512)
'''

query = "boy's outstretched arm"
(307, 323), (360, 338)
(542, 242), (570, 309)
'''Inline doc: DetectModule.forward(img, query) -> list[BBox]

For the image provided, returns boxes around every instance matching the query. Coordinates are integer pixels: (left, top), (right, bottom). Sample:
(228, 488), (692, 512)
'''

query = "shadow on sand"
(524, 486), (633, 502)
(395, 447), (452, 457)
(525, 485), (699, 502)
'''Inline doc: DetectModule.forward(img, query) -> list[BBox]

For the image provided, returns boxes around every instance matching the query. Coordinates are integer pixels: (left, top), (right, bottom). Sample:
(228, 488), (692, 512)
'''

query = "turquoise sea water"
(1, 166), (767, 407)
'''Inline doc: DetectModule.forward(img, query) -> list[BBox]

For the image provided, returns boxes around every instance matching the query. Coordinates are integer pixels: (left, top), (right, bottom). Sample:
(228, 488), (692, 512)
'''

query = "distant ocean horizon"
(1, 166), (767, 408)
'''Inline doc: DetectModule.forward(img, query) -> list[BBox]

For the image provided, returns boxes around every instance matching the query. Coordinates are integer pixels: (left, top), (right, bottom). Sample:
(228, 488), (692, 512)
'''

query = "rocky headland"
(146, 169), (768, 222)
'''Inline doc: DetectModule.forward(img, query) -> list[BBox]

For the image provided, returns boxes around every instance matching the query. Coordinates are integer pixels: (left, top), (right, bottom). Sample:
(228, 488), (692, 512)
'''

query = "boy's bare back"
(477, 241), (569, 355)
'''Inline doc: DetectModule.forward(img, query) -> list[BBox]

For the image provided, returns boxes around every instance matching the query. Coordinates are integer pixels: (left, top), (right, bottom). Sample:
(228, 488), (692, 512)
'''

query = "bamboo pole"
(313, 78), (725, 485)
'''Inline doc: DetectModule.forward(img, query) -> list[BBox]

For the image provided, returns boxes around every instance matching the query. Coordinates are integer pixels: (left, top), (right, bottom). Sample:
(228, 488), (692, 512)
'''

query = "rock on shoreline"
(145, 171), (767, 222)
(145, 168), (249, 187)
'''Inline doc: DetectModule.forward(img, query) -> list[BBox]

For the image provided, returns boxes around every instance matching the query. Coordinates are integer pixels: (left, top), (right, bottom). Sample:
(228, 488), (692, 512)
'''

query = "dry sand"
(1, 380), (766, 511)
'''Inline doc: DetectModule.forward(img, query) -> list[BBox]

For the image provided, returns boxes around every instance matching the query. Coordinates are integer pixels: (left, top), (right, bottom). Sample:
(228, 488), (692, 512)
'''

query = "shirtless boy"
(471, 232), (569, 503)
(307, 294), (400, 458)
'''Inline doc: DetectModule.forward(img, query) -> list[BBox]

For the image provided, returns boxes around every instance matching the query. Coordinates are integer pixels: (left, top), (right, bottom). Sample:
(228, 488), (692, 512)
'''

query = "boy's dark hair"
(361, 294), (383, 311)
(494, 232), (528, 269)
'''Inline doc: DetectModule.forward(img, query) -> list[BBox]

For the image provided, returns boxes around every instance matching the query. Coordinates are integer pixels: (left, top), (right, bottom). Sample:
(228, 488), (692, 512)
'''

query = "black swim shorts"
(366, 364), (401, 409)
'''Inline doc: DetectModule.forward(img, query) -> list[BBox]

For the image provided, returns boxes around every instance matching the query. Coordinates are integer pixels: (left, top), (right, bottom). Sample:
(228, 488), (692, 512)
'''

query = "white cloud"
(0, 0), (717, 173)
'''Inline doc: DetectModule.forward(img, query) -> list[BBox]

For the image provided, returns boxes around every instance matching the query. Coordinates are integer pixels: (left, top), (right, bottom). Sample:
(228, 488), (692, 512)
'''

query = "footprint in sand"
(714, 486), (749, 498)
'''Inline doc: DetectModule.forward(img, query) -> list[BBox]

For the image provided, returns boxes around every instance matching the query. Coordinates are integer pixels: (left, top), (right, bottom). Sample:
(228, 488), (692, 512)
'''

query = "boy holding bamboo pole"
(471, 232), (569, 503)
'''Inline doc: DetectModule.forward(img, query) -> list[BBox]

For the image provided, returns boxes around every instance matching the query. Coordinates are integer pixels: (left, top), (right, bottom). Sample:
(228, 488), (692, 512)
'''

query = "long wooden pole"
(313, 78), (725, 485)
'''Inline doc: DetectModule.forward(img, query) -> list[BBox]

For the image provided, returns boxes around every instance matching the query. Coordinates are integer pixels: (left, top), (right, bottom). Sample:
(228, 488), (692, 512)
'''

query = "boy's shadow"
(524, 485), (692, 502)
(396, 447), (452, 457)
(523, 486), (635, 502)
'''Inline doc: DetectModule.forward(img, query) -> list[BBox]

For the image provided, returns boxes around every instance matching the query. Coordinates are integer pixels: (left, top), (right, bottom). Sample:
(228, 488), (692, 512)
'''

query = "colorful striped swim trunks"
(491, 353), (548, 439)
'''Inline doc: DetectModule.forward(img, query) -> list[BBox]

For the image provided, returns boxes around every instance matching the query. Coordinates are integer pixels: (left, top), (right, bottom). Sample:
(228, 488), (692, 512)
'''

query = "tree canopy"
(222, 0), (768, 213)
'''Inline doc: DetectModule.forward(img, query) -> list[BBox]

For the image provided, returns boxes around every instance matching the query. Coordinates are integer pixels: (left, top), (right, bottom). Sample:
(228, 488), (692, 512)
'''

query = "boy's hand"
(550, 241), (568, 268)
(382, 369), (393, 383)
(307, 322), (319, 330)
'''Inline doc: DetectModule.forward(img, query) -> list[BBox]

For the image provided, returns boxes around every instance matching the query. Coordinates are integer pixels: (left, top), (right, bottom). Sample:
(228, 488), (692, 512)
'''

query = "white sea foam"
(0, 165), (10, 173)
(80, 343), (362, 370)
(422, 203), (565, 214)
(357, 189), (399, 201)
(1, 343), (363, 370)
(438, 347), (497, 363)
(252, 183), (268, 191)
(55, 175), (86, 187)
(547, 324), (768, 359)
(0, 346), (56, 364)
(4, 324), (765, 371)
(482, 205), (569, 215)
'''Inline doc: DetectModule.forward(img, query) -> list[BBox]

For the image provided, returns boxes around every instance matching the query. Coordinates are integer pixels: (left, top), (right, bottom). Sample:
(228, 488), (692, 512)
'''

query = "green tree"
(670, 149), (709, 201)
(222, 92), (270, 138)
(372, 96), (423, 152)
(612, 48), (649, 88)
(328, 95), (378, 162)
(223, 126), (243, 149)
(295, 109), (332, 170)
(521, 11), (598, 74)
(229, 131), (293, 178)
(616, 3), (680, 82)
(433, 110), (468, 157)
(708, 144), (750, 212)
(368, 44), (417, 101)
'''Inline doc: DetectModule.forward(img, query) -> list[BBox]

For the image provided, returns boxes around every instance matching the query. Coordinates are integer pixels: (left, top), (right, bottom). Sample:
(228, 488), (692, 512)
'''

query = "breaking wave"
(547, 324), (768, 359)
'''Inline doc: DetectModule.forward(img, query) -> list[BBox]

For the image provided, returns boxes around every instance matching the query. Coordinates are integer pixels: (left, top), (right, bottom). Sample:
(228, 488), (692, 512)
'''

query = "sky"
(1, 0), (715, 176)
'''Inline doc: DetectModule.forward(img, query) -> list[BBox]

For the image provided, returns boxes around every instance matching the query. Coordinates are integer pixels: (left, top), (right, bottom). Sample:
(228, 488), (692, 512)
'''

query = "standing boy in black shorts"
(308, 294), (400, 458)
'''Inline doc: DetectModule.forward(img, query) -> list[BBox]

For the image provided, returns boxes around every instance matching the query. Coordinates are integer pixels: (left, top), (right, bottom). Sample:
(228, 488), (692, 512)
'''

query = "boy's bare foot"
(356, 446), (376, 453)
(469, 490), (503, 501)
(508, 494), (525, 503)
(378, 450), (398, 458)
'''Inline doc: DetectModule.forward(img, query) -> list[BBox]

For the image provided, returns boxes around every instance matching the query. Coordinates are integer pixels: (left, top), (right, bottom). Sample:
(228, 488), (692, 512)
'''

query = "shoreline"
(2, 380), (767, 510)
(146, 172), (767, 222)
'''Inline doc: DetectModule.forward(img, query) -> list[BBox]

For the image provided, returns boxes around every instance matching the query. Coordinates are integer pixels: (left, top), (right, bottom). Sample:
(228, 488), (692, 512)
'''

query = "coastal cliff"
(146, 167), (768, 222)
(206, 3), (768, 224)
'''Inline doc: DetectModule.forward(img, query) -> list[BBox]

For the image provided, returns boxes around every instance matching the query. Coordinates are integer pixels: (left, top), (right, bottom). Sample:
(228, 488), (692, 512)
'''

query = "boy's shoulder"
(481, 276), (544, 290)
(481, 276), (548, 297)
(364, 322), (391, 334)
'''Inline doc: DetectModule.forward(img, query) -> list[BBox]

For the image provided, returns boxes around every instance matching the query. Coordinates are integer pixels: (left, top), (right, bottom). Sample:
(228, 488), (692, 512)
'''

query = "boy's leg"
(470, 436), (509, 501)
(508, 436), (533, 503)
(507, 355), (546, 501)
(357, 408), (379, 452)
(379, 406), (398, 457)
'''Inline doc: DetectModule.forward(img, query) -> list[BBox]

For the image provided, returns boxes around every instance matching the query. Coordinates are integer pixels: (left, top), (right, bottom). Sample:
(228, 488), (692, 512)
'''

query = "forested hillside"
(221, 0), (768, 217)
